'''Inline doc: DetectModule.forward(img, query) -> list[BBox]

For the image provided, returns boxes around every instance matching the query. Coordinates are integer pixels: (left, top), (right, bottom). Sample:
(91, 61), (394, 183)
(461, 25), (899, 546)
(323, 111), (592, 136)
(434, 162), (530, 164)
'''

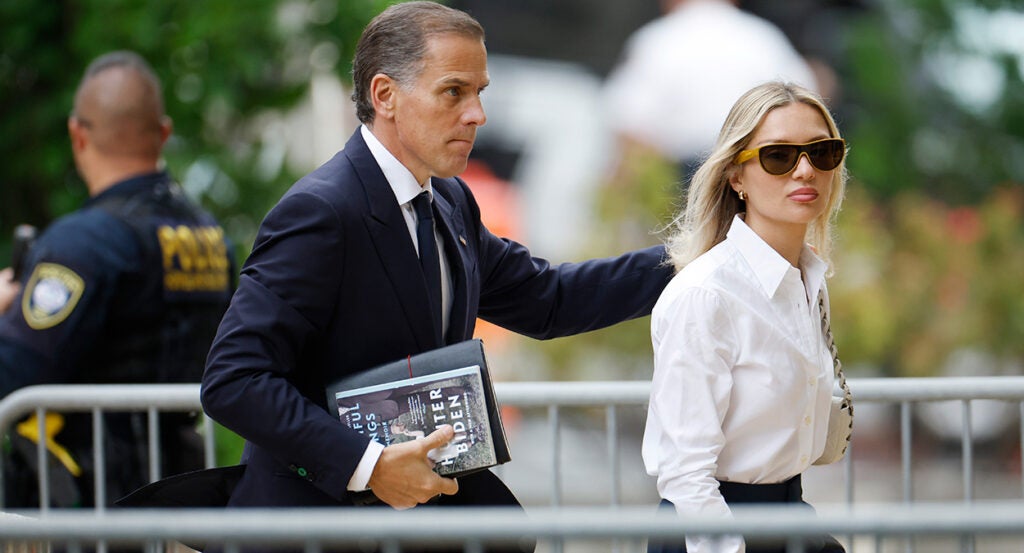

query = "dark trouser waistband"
(716, 473), (803, 504)
(656, 474), (804, 513)
(653, 474), (845, 553)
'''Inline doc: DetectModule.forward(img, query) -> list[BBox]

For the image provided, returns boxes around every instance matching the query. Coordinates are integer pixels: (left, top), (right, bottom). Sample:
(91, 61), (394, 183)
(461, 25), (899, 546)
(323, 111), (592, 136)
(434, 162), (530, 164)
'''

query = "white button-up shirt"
(643, 215), (835, 553)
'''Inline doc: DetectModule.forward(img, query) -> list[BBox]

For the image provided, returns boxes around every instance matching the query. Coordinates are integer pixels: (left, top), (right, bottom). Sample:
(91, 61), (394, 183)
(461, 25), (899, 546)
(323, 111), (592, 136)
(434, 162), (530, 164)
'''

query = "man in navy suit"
(201, 2), (673, 550)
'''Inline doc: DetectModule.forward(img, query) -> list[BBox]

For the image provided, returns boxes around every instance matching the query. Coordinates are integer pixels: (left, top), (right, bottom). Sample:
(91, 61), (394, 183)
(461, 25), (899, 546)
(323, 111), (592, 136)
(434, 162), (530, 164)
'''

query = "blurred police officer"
(0, 51), (234, 508)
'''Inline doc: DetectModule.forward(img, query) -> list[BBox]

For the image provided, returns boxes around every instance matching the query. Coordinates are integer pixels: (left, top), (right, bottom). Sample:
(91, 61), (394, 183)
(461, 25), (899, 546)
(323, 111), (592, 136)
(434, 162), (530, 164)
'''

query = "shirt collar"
(360, 125), (432, 206)
(726, 214), (827, 299)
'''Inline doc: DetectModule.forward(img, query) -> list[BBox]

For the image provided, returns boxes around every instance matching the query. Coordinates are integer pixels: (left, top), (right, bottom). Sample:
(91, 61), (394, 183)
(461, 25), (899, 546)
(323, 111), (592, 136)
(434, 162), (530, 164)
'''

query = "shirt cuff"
(347, 440), (385, 492)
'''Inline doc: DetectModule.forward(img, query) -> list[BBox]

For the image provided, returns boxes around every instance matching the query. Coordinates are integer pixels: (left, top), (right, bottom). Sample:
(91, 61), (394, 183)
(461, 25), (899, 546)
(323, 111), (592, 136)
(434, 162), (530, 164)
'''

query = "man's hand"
(367, 424), (459, 509)
(0, 268), (20, 315)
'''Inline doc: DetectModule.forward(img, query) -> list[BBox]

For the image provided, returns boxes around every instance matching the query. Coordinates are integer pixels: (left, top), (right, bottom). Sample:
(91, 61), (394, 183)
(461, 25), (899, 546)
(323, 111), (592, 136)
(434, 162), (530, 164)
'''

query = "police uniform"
(0, 171), (234, 507)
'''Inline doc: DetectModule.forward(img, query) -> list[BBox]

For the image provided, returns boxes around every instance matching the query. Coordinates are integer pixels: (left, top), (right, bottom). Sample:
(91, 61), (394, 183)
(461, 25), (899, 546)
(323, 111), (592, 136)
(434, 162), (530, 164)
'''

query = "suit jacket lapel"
(432, 185), (470, 344)
(344, 131), (438, 351)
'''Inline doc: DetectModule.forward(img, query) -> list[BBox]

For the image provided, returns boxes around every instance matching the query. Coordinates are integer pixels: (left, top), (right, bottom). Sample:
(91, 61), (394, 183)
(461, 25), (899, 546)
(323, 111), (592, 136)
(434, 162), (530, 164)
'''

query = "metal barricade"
(495, 378), (1024, 508)
(1, 377), (1024, 551)
(0, 384), (215, 512)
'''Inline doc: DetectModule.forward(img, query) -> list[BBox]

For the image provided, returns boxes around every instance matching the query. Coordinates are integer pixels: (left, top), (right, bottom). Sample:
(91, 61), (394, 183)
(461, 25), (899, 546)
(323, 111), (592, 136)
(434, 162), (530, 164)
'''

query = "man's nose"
(463, 96), (486, 127)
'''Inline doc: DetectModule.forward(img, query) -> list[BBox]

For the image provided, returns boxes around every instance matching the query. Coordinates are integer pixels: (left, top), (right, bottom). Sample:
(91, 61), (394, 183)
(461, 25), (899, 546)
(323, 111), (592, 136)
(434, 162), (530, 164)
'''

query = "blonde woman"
(645, 81), (848, 553)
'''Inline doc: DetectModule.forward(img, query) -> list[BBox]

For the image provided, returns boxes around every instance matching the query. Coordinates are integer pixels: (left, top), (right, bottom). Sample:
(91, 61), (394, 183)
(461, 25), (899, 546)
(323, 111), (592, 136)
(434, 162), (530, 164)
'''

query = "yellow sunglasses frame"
(734, 138), (846, 174)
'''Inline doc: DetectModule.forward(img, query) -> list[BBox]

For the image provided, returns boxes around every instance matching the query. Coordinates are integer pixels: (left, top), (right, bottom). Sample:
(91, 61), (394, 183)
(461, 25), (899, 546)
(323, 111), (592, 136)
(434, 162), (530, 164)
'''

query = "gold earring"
(738, 190), (746, 201)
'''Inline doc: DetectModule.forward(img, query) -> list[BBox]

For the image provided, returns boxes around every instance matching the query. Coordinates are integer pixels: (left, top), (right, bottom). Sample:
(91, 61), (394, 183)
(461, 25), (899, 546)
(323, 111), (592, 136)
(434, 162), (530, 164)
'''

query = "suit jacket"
(201, 129), (673, 508)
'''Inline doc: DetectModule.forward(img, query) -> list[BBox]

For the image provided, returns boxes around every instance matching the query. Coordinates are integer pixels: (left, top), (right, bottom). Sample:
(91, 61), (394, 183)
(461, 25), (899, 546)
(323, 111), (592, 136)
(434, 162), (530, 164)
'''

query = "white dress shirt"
(643, 215), (835, 553)
(346, 125), (455, 492)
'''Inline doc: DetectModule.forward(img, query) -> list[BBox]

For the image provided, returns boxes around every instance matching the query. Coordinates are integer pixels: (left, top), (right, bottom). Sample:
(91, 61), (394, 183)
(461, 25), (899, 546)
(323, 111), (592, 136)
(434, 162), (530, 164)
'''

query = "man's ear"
(68, 117), (88, 152)
(159, 116), (173, 147)
(370, 73), (397, 120)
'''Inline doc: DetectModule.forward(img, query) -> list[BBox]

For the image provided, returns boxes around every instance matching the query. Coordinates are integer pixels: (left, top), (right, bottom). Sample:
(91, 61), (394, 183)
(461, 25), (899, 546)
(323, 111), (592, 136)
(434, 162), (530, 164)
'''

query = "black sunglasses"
(734, 138), (846, 175)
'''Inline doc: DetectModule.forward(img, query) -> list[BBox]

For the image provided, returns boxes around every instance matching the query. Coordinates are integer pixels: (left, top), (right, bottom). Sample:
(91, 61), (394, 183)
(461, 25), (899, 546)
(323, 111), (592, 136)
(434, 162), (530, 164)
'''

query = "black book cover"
(325, 339), (511, 476)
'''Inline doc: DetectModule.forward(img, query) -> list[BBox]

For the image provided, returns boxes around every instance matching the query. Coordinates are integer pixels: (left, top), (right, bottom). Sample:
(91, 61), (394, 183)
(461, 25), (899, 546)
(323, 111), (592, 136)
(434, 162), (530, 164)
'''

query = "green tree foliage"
(844, 0), (1024, 203)
(832, 186), (1024, 376)
(831, 0), (1024, 375)
(0, 0), (396, 260)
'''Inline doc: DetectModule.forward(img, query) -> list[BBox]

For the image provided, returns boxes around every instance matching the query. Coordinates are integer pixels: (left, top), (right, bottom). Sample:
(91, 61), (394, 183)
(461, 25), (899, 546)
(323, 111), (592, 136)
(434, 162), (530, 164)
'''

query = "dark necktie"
(412, 192), (443, 344)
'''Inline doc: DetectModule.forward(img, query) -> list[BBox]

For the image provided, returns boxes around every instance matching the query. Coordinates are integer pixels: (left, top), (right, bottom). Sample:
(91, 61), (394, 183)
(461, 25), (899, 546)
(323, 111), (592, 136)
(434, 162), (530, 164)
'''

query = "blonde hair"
(665, 81), (848, 272)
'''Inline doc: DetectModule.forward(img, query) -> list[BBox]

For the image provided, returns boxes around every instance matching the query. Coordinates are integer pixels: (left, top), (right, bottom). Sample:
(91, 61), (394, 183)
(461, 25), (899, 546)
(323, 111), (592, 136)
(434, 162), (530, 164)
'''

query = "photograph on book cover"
(334, 365), (497, 476)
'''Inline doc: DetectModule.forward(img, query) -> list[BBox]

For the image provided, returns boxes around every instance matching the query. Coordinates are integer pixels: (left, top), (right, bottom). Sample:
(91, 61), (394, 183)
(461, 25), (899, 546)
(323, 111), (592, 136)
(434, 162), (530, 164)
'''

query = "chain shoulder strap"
(818, 289), (853, 415)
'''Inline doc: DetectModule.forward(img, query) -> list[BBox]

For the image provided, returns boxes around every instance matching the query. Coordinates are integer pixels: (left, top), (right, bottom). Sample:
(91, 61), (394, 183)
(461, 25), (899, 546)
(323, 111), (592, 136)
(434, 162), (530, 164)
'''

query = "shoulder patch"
(21, 263), (86, 330)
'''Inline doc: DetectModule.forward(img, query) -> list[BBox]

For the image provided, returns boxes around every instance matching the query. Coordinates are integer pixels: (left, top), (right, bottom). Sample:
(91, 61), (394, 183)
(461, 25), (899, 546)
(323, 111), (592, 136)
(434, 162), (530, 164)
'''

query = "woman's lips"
(788, 188), (819, 202)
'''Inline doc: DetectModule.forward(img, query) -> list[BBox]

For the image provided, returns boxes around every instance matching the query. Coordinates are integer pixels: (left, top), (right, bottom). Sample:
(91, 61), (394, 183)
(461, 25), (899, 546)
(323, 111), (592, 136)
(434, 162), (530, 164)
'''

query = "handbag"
(813, 289), (853, 466)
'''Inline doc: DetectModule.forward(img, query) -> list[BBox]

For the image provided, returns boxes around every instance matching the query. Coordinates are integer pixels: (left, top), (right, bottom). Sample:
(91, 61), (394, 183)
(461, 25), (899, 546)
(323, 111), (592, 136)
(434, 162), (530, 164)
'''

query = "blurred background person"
(0, 51), (234, 508)
(603, 0), (820, 183)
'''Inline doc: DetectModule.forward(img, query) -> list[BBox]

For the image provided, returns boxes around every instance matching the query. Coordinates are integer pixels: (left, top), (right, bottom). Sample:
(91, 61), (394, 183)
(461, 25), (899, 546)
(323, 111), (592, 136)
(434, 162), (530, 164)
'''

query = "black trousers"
(647, 474), (845, 553)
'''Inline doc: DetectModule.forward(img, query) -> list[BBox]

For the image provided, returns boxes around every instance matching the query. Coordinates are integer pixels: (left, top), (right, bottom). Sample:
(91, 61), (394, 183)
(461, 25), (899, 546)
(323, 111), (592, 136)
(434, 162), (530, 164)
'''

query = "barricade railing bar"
(2, 377), (1024, 513)
(1, 504), (1024, 549)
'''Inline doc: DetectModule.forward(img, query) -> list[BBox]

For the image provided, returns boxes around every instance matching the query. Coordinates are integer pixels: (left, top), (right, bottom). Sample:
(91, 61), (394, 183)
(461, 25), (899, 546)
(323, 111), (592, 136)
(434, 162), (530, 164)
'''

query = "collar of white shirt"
(360, 125), (432, 205)
(726, 214), (827, 301)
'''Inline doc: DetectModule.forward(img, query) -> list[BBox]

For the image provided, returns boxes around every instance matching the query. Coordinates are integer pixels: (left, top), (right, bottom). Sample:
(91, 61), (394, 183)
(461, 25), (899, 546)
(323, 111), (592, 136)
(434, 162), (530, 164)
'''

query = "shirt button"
(808, 377), (815, 386)
(800, 455), (809, 463)
(804, 416), (812, 426)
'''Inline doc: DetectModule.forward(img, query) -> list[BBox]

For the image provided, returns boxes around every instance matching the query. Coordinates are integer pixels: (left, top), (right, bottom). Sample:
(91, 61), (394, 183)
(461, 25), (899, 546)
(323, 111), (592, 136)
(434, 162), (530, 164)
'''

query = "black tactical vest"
(88, 177), (233, 385)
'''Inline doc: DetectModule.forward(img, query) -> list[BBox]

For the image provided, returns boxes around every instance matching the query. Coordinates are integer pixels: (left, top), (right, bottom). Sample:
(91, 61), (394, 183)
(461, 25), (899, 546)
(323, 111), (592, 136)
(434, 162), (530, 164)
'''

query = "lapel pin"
(459, 235), (467, 246)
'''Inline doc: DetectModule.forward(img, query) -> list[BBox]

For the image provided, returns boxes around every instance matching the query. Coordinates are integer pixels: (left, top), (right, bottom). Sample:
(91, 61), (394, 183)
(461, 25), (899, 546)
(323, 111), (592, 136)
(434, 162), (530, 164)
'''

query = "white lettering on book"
(437, 392), (470, 466)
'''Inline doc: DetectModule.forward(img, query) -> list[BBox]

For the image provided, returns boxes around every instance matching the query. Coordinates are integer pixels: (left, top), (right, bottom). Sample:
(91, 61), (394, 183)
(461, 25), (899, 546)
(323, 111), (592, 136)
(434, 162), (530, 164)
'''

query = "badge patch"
(22, 263), (85, 330)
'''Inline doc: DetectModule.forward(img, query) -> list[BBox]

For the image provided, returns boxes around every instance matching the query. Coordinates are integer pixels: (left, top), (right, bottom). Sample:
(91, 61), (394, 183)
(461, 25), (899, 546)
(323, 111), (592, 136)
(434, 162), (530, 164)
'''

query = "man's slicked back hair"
(351, 1), (485, 124)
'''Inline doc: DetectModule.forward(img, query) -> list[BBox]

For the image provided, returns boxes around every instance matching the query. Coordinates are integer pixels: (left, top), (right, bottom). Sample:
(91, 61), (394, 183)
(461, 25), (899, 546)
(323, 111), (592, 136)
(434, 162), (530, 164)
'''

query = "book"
(325, 339), (510, 477)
